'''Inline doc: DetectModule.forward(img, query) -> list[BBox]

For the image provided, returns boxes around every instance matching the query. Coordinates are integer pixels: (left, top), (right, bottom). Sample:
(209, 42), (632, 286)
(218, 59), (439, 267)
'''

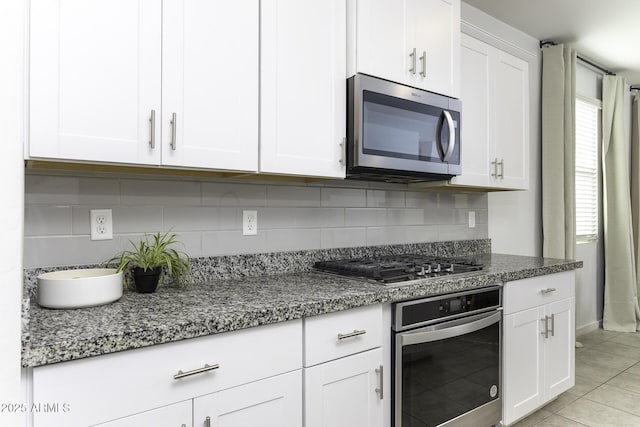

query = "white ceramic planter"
(37, 268), (123, 309)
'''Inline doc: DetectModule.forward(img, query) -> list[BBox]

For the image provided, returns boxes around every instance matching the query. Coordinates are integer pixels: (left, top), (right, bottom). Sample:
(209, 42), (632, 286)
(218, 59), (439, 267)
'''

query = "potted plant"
(110, 230), (192, 293)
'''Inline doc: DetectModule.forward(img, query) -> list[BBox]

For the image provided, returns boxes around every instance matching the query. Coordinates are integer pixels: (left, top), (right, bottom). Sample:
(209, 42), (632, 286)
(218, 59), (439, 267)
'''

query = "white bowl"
(37, 268), (123, 309)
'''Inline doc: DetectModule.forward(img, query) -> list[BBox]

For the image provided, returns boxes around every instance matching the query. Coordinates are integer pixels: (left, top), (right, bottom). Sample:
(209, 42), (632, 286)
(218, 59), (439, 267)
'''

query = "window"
(575, 97), (600, 242)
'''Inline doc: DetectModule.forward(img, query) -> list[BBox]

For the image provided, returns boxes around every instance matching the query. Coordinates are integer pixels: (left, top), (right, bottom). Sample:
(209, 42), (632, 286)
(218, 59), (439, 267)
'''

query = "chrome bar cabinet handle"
(375, 365), (383, 400)
(337, 329), (367, 340)
(149, 110), (156, 149)
(339, 137), (346, 165)
(550, 313), (555, 337)
(540, 288), (557, 294)
(409, 48), (417, 74)
(540, 316), (549, 339)
(173, 363), (219, 380)
(419, 50), (426, 77)
(498, 159), (504, 178)
(491, 158), (498, 177)
(205, 416), (211, 427)
(170, 112), (177, 150)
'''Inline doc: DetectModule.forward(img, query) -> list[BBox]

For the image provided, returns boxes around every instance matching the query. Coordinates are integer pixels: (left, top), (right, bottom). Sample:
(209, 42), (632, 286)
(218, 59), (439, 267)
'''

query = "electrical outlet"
(468, 211), (476, 229)
(90, 209), (113, 240)
(243, 210), (258, 236)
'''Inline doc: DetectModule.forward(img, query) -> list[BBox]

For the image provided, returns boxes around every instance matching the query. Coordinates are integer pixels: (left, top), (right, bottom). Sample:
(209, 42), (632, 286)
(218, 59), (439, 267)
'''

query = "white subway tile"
(25, 175), (81, 205)
(437, 225), (488, 241)
(219, 208), (241, 230)
(260, 207), (344, 229)
(266, 185), (320, 207)
(77, 178), (120, 205)
(366, 226), (438, 246)
(320, 188), (366, 207)
(265, 229), (322, 252)
(366, 190), (405, 208)
(423, 205), (456, 225)
(24, 206), (72, 236)
(23, 236), (122, 268)
(202, 231), (268, 256)
(202, 182), (267, 207)
(164, 206), (219, 232)
(321, 228), (366, 249)
(386, 209), (424, 226)
(73, 207), (163, 235)
(405, 191), (439, 208)
(345, 208), (387, 227)
(120, 179), (201, 206)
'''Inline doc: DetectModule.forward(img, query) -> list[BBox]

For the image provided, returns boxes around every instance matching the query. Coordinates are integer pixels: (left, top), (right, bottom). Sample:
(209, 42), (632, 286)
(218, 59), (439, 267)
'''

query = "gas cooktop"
(314, 254), (484, 285)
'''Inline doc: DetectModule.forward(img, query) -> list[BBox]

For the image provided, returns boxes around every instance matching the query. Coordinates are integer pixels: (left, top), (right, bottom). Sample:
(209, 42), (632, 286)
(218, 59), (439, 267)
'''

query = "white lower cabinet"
(95, 401), (192, 427)
(194, 370), (302, 427)
(303, 304), (386, 427)
(503, 271), (575, 426)
(31, 320), (302, 427)
(304, 348), (383, 427)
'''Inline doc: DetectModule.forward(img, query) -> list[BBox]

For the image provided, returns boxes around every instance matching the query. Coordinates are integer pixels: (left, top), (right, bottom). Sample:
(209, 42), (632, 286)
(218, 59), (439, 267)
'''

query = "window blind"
(575, 98), (599, 242)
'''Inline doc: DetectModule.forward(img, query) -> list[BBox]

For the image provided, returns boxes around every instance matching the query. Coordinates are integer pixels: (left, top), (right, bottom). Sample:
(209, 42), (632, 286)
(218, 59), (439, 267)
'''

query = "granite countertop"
(22, 253), (582, 368)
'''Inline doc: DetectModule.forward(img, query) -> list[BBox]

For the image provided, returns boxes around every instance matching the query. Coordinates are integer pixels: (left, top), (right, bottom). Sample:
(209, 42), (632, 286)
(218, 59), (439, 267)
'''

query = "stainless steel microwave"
(347, 74), (461, 182)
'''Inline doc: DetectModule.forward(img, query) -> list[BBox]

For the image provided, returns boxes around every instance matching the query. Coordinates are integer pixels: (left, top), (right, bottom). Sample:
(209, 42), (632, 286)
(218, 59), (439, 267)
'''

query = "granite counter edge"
(22, 260), (583, 368)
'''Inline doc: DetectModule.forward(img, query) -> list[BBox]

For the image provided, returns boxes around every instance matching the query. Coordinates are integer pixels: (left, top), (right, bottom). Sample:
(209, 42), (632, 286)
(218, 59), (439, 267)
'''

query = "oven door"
(394, 310), (502, 427)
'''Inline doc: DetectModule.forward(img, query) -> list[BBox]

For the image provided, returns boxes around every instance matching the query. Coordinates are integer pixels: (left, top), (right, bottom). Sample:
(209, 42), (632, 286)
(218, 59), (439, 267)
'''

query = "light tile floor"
(513, 328), (640, 427)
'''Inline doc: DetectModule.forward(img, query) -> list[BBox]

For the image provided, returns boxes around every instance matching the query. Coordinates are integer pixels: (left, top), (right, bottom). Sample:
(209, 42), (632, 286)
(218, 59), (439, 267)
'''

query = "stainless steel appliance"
(347, 73), (461, 183)
(314, 254), (483, 285)
(393, 286), (502, 427)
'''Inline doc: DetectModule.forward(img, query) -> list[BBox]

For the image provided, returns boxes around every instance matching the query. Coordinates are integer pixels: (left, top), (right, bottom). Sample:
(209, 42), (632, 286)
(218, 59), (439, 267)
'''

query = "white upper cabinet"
(448, 33), (529, 190)
(350, 0), (460, 98)
(29, 0), (162, 165)
(161, 0), (259, 171)
(30, 0), (259, 173)
(260, 0), (346, 178)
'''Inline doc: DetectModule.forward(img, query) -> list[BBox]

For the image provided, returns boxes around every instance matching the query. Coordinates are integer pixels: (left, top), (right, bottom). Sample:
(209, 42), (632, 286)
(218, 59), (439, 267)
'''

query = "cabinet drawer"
(33, 320), (302, 427)
(304, 305), (382, 367)
(504, 271), (575, 315)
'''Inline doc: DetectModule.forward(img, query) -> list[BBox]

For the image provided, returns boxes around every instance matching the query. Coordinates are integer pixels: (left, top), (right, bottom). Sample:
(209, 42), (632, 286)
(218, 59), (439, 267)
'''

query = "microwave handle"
(441, 110), (456, 162)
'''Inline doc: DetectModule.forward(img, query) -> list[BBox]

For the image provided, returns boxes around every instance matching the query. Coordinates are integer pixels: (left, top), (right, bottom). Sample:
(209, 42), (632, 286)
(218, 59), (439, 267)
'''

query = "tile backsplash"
(23, 174), (488, 268)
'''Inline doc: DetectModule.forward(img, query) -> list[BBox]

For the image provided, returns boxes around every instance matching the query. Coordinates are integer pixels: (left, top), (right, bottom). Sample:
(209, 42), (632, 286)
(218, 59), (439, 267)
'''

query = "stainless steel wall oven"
(392, 286), (503, 427)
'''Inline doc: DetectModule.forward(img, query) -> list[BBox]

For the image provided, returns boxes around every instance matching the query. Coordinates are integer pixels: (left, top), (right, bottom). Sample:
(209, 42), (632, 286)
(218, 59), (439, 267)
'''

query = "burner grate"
(314, 254), (483, 284)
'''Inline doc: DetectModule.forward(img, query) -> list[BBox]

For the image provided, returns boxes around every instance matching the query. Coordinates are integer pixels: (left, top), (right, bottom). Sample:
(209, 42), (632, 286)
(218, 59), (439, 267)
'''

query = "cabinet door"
(503, 307), (544, 426)
(193, 370), (302, 427)
(494, 50), (529, 190)
(162, 0), (258, 172)
(260, 0), (346, 178)
(94, 401), (192, 427)
(354, 0), (405, 86)
(29, 0), (161, 165)
(406, 0), (460, 97)
(449, 33), (493, 188)
(544, 298), (575, 400)
(304, 348), (383, 427)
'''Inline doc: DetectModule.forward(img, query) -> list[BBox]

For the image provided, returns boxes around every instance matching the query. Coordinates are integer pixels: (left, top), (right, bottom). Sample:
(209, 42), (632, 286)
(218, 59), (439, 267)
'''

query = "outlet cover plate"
(90, 209), (113, 240)
(243, 210), (257, 236)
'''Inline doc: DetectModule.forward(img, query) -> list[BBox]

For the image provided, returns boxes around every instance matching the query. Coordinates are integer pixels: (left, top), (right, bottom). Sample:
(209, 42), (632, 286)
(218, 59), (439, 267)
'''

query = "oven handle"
(400, 310), (502, 346)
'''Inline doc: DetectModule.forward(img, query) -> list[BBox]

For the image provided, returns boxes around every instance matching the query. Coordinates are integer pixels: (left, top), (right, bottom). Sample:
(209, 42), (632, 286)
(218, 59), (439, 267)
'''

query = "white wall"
(0, 0), (25, 425)
(461, 3), (542, 257)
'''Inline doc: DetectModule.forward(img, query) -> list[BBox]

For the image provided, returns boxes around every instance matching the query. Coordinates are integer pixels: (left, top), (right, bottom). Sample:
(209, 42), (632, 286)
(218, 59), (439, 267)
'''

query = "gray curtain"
(542, 45), (576, 260)
(602, 76), (640, 332)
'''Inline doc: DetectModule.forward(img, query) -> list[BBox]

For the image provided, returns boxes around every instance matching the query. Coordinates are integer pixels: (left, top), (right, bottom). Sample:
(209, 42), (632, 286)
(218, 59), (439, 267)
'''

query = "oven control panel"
(394, 285), (502, 331)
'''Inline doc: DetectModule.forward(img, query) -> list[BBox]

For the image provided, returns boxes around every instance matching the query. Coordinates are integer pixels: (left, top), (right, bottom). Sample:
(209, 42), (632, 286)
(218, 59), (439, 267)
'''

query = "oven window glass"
(400, 321), (500, 427)
(362, 91), (459, 165)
